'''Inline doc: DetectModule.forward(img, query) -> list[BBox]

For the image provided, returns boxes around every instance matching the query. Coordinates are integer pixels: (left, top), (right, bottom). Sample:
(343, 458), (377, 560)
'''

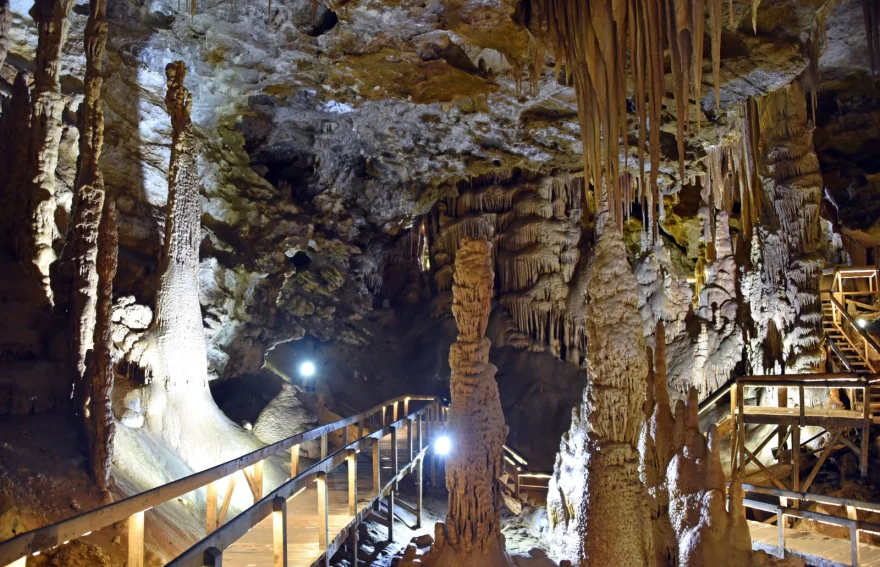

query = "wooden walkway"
(749, 521), (880, 566)
(222, 429), (419, 567)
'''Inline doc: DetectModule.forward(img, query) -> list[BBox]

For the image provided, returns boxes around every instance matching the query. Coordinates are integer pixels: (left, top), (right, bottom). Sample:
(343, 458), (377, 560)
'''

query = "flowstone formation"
(426, 171), (587, 362)
(121, 62), (257, 469)
(546, 225), (653, 566)
(403, 237), (514, 567)
(744, 82), (825, 375)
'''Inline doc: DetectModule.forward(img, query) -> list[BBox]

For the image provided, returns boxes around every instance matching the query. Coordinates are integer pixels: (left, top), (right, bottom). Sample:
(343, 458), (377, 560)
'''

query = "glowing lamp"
(435, 435), (452, 456)
(299, 361), (316, 378)
(858, 319), (868, 329)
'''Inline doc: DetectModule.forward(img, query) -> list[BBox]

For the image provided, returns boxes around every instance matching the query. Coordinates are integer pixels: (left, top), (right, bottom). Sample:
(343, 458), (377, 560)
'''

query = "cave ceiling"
(4, 0), (878, 388)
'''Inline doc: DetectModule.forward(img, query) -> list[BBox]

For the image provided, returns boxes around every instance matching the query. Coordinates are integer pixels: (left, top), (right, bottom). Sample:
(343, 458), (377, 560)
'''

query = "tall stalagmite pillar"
(88, 199), (117, 493)
(546, 226), (653, 566)
(25, 0), (76, 300)
(411, 237), (514, 567)
(67, 0), (108, 416)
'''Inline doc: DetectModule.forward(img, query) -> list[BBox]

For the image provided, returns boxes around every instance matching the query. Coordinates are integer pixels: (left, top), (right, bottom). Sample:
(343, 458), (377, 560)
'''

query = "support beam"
(792, 426), (801, 491)
(128, 511), (145, 567)
(386, 491), (395, 543)
(320, 434), (328, 460)
(219, 476), (237, 526)
(393, 401), (399, 423)
(348, 524), (358, 566)
(407, 417), (414, 463)
(801, 430), (843, 493)
(416, 457), (423, 530)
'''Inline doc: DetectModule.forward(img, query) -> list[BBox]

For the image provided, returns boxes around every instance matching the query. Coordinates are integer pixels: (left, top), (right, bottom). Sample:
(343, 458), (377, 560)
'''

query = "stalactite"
(25, 0), (76, 302)
(864, 0), (880, 75)
(88, 198), (117, 494)
(708, 0), (722, 109)
(66, 0), (108, 418)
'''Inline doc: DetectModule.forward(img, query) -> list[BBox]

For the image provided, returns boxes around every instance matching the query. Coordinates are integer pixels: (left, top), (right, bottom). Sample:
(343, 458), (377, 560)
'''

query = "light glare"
(858, 318), (868, 328)
(299, 361), (316, 378)
(435, 435), (452, 456)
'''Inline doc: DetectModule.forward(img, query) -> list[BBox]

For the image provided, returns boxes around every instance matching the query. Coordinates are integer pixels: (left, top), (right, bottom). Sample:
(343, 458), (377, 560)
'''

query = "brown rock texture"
(403, 236), (514, 567)
(546, 225), (653, 566)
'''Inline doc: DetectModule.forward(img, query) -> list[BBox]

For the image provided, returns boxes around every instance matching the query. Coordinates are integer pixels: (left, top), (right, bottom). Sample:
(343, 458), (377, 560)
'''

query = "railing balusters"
(272, 497), (287, 567)
(316, 473), (329, 552)
(391, 426), (399, 491)
(128, 511), (145, 567)
(348, 449), (358, 516)
(206, 482), (218, 534)
(320, 434), (328, 460)
(290, 444), (300, 477)
(393, 401), (399, 423)
(372, 438), (381, 495)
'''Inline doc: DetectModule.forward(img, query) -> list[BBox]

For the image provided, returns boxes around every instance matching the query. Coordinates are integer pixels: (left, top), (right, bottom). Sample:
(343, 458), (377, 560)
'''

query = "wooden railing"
(500, 445), (550, 498)
(741, 483), (880, 566)
(730, 374), (874, 488)
(0, 395), (441, 567)
(827, 294), (880, 373)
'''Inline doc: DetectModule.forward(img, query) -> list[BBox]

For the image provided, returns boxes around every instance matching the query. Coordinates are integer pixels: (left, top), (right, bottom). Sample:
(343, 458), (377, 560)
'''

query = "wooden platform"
(222, 428), (420, 567)
(749, 520), (880, 566)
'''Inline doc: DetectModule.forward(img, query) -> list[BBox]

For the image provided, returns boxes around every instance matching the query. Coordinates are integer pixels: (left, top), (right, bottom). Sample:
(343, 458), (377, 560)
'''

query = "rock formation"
(88, 198), (117, 493)
(0, 0), (9, 69)
(743, 83), (825, 375)
(403, 237), (514, 567)
(63, 0), (109, 423)
(25, 0), (76, 301)
(122, 62), (256, 468)
(546, 225), (653, 566)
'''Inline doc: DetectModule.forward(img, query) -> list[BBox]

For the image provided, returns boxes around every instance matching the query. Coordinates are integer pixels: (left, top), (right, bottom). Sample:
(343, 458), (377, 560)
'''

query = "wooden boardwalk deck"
(750, 520), (880, 566)
(223, 428), (418, 567)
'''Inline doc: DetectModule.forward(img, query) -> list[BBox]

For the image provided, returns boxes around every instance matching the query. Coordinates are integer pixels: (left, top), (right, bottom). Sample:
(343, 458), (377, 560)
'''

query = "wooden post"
(798, 385), (806, 427)
(792, 426), (801, 491)
(204, 547), (223, 567)
(407, 417), (414, 463)
(416, 457), (423, 530)
(862, 385), (870, 479)
(358, 418), (364, 441)
(206, 481), (218, 534)
(393, 401), (399, 423)
(391, 426), (399, 491)
(272, 497), (288, 567)
(372, 437), (381, 495)
(514, 467), (521, 499)
(254, 460), (264, 499)
(320, 434), (328, 460)
(348, 524), (358, 565)
(317, 473), (329, 551)
(404, 397), (410, 417)
(737, 382), (746, 477)
(343, 426), (348, 446)
(128, 511), (145, 567)
(386, 491), (395, 543)
(776, 509), (785, 559)
(847, 504), (859, 566)
(291, 444), (300, 478)
(381, 406), (386, 426)
(777, 386), (787, 459)
(730, 384), (738, 473)
(418, 413), (423, 453)
(348, 450), (358, 515)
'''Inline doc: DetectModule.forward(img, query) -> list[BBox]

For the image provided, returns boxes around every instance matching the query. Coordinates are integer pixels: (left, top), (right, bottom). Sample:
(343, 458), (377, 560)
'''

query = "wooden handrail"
(698, 377), (735, 416)
(167, 402), (440, 567)
(0, 395), (439, 565)
(828, 294), (880, 371)
(742, 483), (880, 514)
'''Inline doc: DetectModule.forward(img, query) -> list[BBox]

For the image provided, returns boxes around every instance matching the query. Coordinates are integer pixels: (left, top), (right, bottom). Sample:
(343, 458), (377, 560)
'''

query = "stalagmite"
(88, 199), (117, 493)
(25, 0), (76, 301)
(403, 237), (514, 567)
(546, 226), (653, 566)
(123, 62), (257, 468)
(65, 0), (109, 417)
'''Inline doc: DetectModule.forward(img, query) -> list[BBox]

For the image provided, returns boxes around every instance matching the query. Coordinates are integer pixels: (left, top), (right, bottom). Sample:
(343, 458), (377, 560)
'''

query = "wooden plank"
(743, 446), (787, 490)
(272, 497), (287, 567)
(128, 511), (145, 567)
